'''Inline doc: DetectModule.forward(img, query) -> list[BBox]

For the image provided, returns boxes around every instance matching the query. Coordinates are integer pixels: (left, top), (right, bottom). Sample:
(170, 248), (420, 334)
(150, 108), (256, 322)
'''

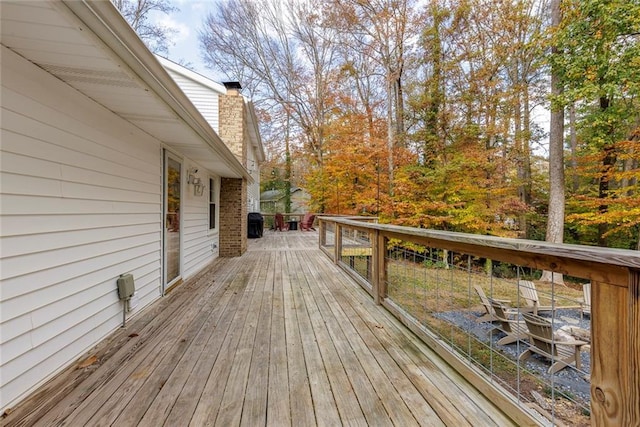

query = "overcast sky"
(151, 0), (223, 81)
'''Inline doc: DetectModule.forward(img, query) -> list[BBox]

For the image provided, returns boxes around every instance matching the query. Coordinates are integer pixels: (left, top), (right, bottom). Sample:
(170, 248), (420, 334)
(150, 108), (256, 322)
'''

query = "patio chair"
(519, 312), (588, 374)
(274, 213), (289, 231)
(473, 285), (513, 323)
(300, 213), (316, 231)
(518, 280), (557, 316)
(581, 283), (591, 317)
(489, 300), (529, 345)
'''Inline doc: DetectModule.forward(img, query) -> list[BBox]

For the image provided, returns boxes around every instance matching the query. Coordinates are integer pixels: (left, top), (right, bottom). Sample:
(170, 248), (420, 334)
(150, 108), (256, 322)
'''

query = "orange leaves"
(303, 109), (391, 215)
(388, 140), (530, 237)
(566, 135), (640, 245)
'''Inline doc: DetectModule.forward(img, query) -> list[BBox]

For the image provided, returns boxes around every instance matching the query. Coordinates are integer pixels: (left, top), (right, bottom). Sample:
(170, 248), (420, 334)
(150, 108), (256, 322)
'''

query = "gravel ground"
(434, 308), (591, 402)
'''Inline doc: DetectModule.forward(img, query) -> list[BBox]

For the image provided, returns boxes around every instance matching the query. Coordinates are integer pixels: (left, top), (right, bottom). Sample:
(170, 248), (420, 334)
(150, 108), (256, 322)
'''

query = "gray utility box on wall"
(117, 274), (135, 300)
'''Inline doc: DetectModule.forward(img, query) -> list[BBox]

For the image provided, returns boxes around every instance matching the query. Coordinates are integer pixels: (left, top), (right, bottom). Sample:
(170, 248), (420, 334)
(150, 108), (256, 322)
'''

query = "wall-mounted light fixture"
(193, 178), (205, 196)
(188, 167), (205, 196)
(187, 167), (197, 184)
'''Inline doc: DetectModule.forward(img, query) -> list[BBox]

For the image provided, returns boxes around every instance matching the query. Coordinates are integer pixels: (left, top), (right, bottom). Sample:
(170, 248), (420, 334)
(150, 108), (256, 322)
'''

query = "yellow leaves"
(568, 207), (640, 239)
(585, 65), (598, 82)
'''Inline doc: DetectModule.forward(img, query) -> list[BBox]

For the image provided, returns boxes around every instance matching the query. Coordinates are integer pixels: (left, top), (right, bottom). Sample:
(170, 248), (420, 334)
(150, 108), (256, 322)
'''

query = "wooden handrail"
(318, 216), (640, 426)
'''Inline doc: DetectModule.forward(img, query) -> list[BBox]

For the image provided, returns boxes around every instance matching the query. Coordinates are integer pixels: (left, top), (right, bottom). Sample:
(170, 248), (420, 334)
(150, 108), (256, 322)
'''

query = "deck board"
(4, 230), (521, 427)
(299, 250), (440, 426)
(288, 250), (345, 427)
(281, 250), (317, 427)
(265, 250), (292, 427)
(296, 250), (402, 426)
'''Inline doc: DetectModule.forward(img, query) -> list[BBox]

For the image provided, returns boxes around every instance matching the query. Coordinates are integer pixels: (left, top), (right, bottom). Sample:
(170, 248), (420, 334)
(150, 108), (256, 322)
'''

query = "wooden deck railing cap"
(321, 217), (640, 271)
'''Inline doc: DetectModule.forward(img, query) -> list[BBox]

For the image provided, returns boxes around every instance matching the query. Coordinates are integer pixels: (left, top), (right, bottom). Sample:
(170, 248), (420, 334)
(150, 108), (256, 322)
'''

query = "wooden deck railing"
(318, 216), (640, 426)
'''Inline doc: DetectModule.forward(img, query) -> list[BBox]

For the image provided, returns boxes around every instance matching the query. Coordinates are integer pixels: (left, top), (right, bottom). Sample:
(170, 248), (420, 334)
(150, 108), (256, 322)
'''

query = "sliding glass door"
(164, 152), (181, 290)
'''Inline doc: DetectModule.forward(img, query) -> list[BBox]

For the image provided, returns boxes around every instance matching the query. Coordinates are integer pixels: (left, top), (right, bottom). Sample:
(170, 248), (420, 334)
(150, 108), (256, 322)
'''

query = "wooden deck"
(4, 230), (520, 426)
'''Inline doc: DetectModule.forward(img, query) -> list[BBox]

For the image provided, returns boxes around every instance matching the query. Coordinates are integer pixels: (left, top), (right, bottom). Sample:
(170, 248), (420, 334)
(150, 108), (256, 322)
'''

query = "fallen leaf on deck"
(77, 355), (99, 369)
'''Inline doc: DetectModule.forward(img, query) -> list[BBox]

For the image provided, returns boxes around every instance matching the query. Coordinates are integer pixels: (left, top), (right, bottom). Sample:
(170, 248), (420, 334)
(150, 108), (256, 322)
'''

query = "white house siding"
(160, 67), (227, 258)
(247, 142), (261, 213)
(181, 162), (219, 280)
(0, 49), (226, 410)
(164, 68), (221, 133)
(0, 48), (166, 409)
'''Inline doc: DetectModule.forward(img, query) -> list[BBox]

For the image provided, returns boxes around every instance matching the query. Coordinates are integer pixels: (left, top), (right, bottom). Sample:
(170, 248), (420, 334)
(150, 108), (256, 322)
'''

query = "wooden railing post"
(334, 224), (342, 265)
(318, 219), (325, 248)
(372, 230), (380, 304)
(372, 232), (387, 305)
(590, 270), (640, 426)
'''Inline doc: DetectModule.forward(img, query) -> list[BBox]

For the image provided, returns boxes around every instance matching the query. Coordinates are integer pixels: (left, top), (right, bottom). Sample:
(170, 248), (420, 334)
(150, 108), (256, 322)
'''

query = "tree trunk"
(387, 79), (395, 197)
(515, 92), (526, 235)
(541, 0), (565, 285)
(522, 89), (532, 206)
(569, 103), (579, 192)
(394, 75), (404, 146)
(284, 111), (292, 214)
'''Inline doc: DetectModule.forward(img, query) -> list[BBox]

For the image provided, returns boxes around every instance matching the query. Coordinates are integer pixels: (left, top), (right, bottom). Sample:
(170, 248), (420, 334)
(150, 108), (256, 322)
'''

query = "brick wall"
(219, 177), (247, 257)
(218, 91), (246, 166)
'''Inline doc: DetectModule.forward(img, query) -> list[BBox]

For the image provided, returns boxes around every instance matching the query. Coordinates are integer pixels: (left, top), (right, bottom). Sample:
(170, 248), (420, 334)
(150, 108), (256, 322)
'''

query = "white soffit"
(0, 0), (251, 181)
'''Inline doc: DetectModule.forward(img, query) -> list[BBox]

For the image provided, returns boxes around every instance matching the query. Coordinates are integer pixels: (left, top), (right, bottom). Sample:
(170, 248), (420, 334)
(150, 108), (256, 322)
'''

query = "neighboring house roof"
(261, 187), (304, 202)
(0, 0), (251, 182)
(260, 190), (283, 202)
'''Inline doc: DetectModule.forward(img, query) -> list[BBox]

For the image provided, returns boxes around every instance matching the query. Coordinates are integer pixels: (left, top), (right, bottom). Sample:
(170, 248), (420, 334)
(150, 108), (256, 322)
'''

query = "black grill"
(247, 212), (264, 238)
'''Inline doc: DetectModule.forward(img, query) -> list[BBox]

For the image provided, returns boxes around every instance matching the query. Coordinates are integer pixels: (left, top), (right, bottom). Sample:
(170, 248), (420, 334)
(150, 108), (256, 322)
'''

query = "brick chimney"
(218, 82), (246, 165)
(218, 81), (248, 257)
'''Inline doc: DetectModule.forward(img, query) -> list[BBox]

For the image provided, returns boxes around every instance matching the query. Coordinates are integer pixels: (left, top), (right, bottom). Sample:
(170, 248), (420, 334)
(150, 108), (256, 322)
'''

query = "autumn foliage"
(200, 0), (640, 249)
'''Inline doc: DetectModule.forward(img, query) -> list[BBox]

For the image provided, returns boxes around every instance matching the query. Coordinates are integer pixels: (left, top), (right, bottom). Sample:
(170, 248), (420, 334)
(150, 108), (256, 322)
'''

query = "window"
(209, 177), (216, 230)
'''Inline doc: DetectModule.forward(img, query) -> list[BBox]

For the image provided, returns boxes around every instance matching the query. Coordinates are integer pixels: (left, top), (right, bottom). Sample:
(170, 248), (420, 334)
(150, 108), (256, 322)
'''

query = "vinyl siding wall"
(161, 68), (223, 268)
(0, 49), (217, 410)
(247, 141), (261, 212)
(164, 68), (221, 133)
(181, 164), (219, 279)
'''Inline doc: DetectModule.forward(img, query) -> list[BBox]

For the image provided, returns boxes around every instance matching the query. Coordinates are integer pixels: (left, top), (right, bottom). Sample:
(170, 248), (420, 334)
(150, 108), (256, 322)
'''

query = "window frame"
(208, 176), (219, 232)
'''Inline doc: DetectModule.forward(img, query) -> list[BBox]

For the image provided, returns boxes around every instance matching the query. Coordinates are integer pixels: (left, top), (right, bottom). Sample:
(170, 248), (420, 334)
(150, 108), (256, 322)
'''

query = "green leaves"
(550, 0), (640, 246)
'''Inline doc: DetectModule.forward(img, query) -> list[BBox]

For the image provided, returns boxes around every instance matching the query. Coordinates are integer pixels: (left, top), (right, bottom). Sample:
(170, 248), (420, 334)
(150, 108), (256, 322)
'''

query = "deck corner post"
(626, 269), (640, 426)
(590, 270), (640, 426)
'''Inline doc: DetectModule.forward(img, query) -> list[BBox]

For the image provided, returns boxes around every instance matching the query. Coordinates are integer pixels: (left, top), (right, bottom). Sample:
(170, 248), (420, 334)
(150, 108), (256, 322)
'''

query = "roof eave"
(61, 0), (253, 182)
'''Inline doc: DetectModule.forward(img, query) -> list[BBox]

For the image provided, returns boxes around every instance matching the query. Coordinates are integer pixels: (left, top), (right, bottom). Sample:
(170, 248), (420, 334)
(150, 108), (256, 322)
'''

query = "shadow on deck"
(4, 230), (528, 426)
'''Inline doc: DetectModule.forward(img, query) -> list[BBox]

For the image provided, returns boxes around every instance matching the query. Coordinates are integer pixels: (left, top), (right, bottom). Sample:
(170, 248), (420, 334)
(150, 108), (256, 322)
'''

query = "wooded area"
(116, 0), (640, 250)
